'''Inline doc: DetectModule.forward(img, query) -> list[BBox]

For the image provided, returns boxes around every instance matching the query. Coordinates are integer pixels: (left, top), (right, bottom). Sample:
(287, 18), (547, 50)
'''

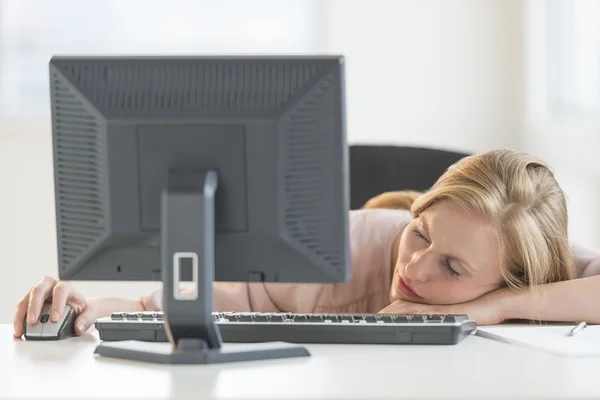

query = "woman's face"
(390, 201), (505, 305)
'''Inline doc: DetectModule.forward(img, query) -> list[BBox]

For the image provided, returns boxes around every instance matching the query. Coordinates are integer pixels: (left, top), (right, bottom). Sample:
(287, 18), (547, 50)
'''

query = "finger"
(26, 277), (55, 324)
(13, 294), (30, 338)
(379, 301), (423, 315)
(378, 305), (393, 314)
(74, 308), (95, 336)
(379, 300), (406, 313)
(379, 304), (405, 314)
(50, 283), (71, 322)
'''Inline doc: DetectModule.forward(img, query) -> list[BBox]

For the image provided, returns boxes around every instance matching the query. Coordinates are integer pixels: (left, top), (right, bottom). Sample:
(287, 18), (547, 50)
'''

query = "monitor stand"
(94, 170), (310, 364)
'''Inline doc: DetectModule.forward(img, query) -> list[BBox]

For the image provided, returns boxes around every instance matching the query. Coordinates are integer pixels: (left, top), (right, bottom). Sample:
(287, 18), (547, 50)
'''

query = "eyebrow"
(420, 216), (476, 274)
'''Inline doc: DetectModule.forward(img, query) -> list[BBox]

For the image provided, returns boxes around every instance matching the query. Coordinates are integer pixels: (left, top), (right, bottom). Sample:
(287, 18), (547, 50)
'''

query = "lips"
(397, 276), (422, 299)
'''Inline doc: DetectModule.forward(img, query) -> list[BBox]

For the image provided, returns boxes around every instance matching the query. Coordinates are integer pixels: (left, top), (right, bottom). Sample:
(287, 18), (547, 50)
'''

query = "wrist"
(497, 286), (527, 321)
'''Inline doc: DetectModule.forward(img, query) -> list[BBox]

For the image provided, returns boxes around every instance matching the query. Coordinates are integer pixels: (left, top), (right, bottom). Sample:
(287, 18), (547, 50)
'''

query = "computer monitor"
(49, 55), (350, 364)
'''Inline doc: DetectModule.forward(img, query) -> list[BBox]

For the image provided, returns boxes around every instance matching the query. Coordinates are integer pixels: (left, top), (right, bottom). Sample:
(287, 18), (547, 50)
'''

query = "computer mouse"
(23, 302), (76, 340)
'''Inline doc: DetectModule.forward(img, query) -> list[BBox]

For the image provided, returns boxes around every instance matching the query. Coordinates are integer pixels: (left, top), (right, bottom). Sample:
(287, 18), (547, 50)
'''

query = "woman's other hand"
(13, 276), (96, 338)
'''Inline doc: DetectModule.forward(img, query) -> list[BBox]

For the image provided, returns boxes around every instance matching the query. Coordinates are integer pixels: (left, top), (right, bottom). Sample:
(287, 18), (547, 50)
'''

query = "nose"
(404, 249), (438, 282)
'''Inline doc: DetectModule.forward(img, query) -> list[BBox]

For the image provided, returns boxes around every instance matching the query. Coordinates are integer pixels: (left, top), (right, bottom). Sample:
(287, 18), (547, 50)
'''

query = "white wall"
(321, 0), (525, 153)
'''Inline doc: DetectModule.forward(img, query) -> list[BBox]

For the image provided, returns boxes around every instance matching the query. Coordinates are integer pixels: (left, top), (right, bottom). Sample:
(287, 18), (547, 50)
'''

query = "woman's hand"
(13, 276), (97, 338)
(379, 288), (512, 326)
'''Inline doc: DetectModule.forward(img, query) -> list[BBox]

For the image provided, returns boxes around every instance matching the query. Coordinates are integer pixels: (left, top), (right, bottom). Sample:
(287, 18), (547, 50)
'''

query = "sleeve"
(570, 242), (600, 278)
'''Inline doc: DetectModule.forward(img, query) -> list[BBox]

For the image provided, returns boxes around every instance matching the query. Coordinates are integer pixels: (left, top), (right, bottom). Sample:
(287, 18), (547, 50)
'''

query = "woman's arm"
(502, 274), (600, 324)
(379, 273), (600, 325)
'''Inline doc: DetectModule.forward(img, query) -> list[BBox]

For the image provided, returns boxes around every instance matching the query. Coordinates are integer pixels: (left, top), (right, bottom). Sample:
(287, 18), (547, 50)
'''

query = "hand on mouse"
(13, 276), (97, 339)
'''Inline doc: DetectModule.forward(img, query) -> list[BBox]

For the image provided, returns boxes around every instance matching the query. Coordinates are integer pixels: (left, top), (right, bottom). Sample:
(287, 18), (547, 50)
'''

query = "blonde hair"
(363, 148), (575, 289)
(363, 190), (422, 210)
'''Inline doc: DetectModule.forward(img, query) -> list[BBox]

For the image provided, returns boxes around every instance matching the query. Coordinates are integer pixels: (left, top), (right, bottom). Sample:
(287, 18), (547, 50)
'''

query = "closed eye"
(443, 257), (461, 278)
(412, 228), (461, 278)
(412, 228), (429, 242)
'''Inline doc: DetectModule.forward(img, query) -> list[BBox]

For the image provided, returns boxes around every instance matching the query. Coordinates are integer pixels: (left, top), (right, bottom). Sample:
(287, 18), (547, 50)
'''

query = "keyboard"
(95, 311), (476, 345)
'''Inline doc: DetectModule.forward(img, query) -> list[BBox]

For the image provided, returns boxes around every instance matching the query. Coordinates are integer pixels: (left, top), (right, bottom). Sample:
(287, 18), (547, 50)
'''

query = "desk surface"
(2, 324), (600, 399)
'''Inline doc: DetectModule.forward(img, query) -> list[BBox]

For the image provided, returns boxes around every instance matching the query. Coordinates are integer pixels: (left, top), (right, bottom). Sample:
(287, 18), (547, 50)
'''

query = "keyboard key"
(379, 315), (395, 323)
(269, 314), (285, 322)
(308, 315), (324, 322)
(238, 314), (254, 322)
(293, 315), (309, 322)
(111, 312), (125, 320)
(446, 315), (467, 322)
(254, 314), (269, 322)
(364, 315), (378, 323)
(141, 312), (155, 320)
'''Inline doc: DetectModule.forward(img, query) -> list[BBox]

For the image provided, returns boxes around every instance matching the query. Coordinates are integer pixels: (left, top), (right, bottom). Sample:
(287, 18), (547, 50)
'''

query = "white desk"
(2, 324), (600, 399)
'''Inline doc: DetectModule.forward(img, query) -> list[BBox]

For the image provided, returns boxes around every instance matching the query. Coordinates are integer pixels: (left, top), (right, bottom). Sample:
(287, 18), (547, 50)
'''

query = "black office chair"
(349, 145), (471, 210)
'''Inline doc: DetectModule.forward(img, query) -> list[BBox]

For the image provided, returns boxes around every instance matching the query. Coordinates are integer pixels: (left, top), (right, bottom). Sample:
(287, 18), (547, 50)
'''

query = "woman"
(12, 149), (600, 338)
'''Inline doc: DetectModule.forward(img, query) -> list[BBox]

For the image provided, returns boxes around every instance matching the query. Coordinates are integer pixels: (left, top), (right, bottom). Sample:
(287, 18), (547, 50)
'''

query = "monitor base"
(94, 338), (310, 364)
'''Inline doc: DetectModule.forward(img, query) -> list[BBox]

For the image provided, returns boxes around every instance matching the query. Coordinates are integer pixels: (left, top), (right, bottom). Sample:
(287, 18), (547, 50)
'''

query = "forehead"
(419, 202), (499, 272)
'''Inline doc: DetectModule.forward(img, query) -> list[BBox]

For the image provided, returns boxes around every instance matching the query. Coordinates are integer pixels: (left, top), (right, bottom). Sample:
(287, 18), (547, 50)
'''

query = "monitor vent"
(52, 73), (106, 270)
(57, 60), (323, 111)
(280, 72), (344, 274)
